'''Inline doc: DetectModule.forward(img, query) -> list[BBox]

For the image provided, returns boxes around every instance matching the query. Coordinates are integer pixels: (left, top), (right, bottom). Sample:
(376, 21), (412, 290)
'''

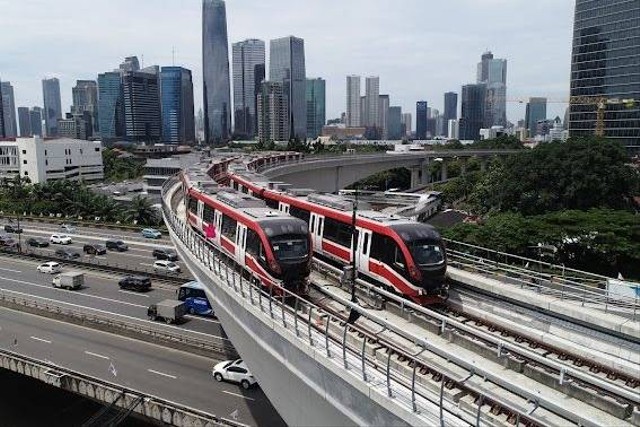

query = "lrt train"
(181, 171), (312, 294)
(223, 167), (448, 305)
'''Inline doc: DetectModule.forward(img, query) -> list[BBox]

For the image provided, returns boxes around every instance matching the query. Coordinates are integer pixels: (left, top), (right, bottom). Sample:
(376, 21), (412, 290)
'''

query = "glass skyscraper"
(72, 80), (99, 137)
(525, 97), (548, 138)
(30, 107), (43, 137)
(123, 67), (162, 143)
(477, 51), (507, 128)
(202, 0), (232, 144)
(570, 0), (640, 149)
(460, 84), (486, 140)
(444, 92), (458, 123)
(42, 78), (62, 137)
(18, 107), (31, 137)
(232, 39), (265, 139)
(160, 66), (195, 144)
(98, 72), (124, 141)
(270, 36), (307, 140)
(416, 101), (428, 139)
(1, 82), (17, 138)
(306, 78), (325, 139)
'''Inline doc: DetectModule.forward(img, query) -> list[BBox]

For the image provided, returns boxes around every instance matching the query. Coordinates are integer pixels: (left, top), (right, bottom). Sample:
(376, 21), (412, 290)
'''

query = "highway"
(0, 307), (285, 426)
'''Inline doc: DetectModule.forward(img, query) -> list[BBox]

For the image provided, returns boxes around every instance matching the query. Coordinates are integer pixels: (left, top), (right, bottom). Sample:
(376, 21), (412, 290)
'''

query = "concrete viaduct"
(259, 150), (520, 193)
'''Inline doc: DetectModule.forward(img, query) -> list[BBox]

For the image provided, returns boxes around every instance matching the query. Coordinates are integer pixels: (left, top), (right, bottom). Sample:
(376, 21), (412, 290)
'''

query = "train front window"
(408, 240), (444, 266)
(271, 236), (309, 261)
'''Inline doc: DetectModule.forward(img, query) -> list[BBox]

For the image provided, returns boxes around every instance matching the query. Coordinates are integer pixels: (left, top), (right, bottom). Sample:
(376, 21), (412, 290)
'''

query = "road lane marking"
(184, 315), (221, 324)
(0, 267), (21, 273)
(222, 391), (255, 401)
(119, 290), (150, 298)
(85, 350), (110, 360)
(147, 369), (176, 379)
(30, 336), (52, 344)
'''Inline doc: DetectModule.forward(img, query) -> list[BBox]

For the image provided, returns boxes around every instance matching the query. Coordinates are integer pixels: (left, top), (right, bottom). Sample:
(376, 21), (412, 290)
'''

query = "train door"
(309, 213), (324, 252)
(196, 200), (204, 230)
(214, 210), (222, 245)
(356, 229), (372, 272)
(236, 223), (247, 267)
(279, 202), (290, 214)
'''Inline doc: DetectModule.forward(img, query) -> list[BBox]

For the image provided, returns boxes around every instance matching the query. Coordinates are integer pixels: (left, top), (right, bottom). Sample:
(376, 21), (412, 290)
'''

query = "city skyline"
(0, 0), (574, 129)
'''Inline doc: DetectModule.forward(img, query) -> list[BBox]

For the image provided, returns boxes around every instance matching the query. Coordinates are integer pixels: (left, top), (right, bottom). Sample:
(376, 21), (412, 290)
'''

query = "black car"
(105, 239), (128, 252)
(55, 248), (81, 260)
(152, 248), (178, 261)
(0, 235), (18, 248)
(4, 224), (23, 234)
(118, 276), (152, 292)
(83, 244), (107, 255)
(26, 237), (49, 247)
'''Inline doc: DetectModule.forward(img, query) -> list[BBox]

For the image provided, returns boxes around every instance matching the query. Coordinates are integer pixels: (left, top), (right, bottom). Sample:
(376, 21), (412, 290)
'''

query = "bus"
(177, 281), (214, 316)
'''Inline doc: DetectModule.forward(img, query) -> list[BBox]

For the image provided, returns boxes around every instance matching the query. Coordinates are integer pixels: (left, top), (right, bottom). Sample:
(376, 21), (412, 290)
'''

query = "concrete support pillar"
(420, 159), (430, 185)
(410, 167), (420, 189)
(441, 160), (448, 182)
(334, 166), (341, 193)
(460, 158), (467, 176)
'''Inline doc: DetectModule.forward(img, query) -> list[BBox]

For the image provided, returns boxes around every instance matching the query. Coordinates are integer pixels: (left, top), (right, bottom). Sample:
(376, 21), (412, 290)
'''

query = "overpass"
(256, 150), (520, 193)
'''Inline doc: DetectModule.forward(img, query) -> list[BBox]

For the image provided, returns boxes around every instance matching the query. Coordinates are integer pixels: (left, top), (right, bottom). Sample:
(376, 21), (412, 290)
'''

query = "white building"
(447, 119), (459, 140)
(479, 126), (506, 140)
(0, 137), (103, 183)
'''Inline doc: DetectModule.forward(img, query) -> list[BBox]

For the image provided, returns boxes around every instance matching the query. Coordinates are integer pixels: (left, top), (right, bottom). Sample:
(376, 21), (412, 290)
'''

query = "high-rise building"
(18, 107), (31, 137)
(448, 119), (459, 140)
(232, 39), (265, 139)
(257, 81), (288, 143)
(0, 83), (4, 138)
(42, 78), (62, 137)
(378, 95), (390, 139)
(477, 51), (507, 128)
(460, 84), (486, 140)
(270, 36), (307, 140)
(364, 76), (380, 128)
(388, 106), (402, 140)
(1, 82), (17, 138)
(30, 107), (43, 137)
(98, 71), (125, 141)
(569, 0), (640, 148)
(120, 56), (140, 73)
(444, 92), (458, 123)
(346, 75), (361, 127)
(160, 66), (195, 144)
(72, 80), (99, 137)
(123, 67), (161, 143)
(306, 78), (325, 139)
(203, 0), (232, 143)
(401, 113), (412, 137)
(58, 112), (92, 140)
(416, 101), (428, 139)
(525, 97), (547, 138)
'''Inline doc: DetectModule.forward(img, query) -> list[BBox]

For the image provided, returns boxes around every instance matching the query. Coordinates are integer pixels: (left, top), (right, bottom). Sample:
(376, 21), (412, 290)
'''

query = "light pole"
(347, 187), (360, 324)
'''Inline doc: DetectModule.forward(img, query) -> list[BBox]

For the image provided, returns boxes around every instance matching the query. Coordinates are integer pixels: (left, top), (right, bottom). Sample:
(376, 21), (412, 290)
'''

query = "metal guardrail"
(0, 214), (168, 234)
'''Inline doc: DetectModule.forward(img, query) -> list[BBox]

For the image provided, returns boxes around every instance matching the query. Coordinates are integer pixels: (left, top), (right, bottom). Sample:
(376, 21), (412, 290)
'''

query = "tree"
(125, 195), (160, 226)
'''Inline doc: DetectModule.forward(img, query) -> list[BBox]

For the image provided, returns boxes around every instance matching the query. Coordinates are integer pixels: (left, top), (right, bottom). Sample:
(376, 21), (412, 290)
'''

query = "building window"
(22, 150), (27, 154)
(24, 171), (28, 176)
(45, 150), (47, 156)
(45, 160), (48, 166)
(95, 148), (100, 152)
(23, 160), (27, 164)
(80, 149), (83, 154)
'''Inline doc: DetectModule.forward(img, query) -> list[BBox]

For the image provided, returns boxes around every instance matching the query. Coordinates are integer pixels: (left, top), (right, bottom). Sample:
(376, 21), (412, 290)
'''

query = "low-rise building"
(0, 137), (103, 183)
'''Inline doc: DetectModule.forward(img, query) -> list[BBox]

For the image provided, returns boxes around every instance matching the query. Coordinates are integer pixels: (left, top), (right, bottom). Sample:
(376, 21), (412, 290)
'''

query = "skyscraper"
(0, 83), (4, 138)
(98, 71), (125, 141)
(416, 101), (428, 139)
(72, 80), (99, 137)
(364, 76), (380, 128)
(270, 36), (306, 140)
(42, 78), (62, 137)
(232, 39), (265, 139)
(388, 106), (402, 140)
(160, 66), (196, 144)
(477, 51), (507, 127)
(306, 78), (325, 139)
(123, 67), (162, 143)
(346, 75), (361, 127)
(378, 94), (389, 139)
(1, 82), (17, 138)
(18, 107), (31, 137)
(460, 84), (486, 140)
(30, 107), (43, 137)
(257, 81), (288, 143)
(203, 0), (232, 143)
(443, 92), (458, 123)
(569, 0), (640, 148)
(120, 56), (141, 72)
(525, 97), (547, 138)
(401, 113), (412, 137)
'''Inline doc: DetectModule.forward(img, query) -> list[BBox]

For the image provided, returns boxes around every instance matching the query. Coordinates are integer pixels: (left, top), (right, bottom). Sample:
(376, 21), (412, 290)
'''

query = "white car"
(50, 234), (72, 245)
(37, 261), (62, 274)
(153, 260), (181, 274)
(212, 359), (256, 389)
(59, 224), (77, 234)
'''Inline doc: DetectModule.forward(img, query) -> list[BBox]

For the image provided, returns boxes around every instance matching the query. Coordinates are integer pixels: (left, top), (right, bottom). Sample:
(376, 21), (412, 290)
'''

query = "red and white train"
(181, 171), (312, 293)
(219, 164), (448, 305)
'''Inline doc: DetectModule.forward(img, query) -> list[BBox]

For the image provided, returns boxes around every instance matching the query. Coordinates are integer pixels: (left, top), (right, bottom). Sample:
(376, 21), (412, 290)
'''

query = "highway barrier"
(0, 214), (168, 234)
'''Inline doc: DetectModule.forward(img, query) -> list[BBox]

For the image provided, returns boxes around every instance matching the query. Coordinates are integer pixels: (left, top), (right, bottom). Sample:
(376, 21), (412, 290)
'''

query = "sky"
(0, 0), (575, 128)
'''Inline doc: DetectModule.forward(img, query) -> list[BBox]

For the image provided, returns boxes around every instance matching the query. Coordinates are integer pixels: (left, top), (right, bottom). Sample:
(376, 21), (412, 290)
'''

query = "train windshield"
(407, 240), (445, 266)
(271, 235), (309, 261)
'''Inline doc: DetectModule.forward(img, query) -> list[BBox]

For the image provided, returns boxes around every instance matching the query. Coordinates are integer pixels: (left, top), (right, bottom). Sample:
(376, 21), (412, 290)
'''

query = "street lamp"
(347, 187), (360, 324)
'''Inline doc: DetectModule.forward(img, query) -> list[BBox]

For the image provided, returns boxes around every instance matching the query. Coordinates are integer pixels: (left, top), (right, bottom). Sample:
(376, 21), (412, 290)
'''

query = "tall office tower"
(525, 97), (548, 138)
(160, 66), (196, 144)
(270, 36), (307, 140)
(570, 1), (640, 148)
(448, 120), (459, 140)
(477, 51), (507, 127)
(203, 0), (232, 143)
(363, 76), (380, 128)
(0, 82), (4, 138)
(306, 78), (326, 139)
(257, 81), (288, 143)
(401, 113), (412, 137)
(18, 107), (31, 137)
(378, 94), (390, 139)
(360, 96), (366, 128)
(98, 71), (125, 141)
(1, 82), (17, 137)
(443, 92), (458, 123)
(346, 75), (361, 127)
(123, 67), (162, 143)
(460, 84), (486, 140)
(120, 56), (141, 73)
(232, 39), (265, 139)
(388, 106), (402, 140)
(42, 78), (62, 137)
(72, 80), (99, 137)
(416, 101), (428, 139)
(30, 107), (43, 137)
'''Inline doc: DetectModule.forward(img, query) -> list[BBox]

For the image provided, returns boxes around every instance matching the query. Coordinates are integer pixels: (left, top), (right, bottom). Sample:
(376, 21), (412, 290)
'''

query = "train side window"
(310, 216), (316, 233)
(246, 229), (261, 257)
(203, 204), (215, 223)
(362, 233), (369, 256)
(265, 198), (279, 209)
(323, 217), (351, 248)
(188, 197), (198, 213)
(221, 214), (237, 240)
(289, 205), (310, 223)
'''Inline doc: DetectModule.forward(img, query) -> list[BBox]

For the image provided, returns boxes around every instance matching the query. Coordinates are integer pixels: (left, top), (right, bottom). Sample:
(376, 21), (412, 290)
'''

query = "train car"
(181, 171), (312, 294)
(226, 171), (448, 305)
